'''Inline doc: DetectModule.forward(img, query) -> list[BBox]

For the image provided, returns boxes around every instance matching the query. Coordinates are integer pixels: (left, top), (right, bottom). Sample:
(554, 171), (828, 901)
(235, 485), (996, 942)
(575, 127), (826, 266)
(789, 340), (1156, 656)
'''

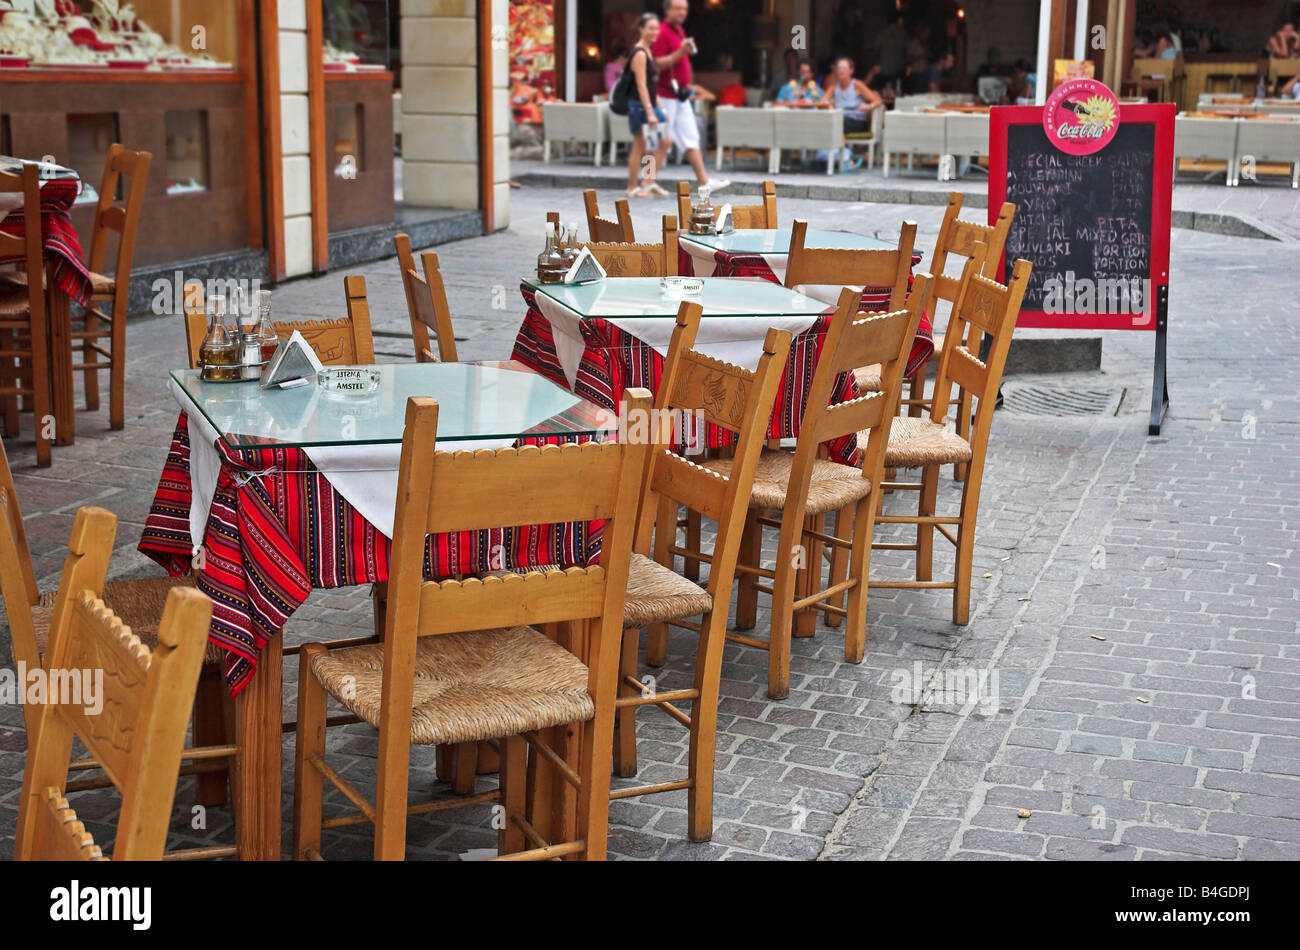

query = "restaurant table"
(0, 156), (93, 447)
(138, 360), (618, 859)
(676, 228), (933, 377)
(514, 275), (872, 466)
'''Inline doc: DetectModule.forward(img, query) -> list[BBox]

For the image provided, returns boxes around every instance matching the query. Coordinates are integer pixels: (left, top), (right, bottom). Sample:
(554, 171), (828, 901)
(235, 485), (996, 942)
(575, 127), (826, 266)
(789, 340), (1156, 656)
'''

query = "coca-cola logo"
(1043, 78), (1120, 155)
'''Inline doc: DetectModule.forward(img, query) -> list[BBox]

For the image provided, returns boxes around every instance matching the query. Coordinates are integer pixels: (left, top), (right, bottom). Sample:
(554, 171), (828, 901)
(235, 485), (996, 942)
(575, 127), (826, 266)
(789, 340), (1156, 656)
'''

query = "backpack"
(610, 47), (649, 116)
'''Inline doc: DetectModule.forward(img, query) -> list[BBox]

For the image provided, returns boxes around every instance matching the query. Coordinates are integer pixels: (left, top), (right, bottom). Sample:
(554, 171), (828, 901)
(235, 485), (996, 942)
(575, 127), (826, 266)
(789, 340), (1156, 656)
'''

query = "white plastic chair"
(1174, 114), (1240, 185)
(773, 107), (843, 175)
(943, 113), (990, 179)
(714, 106), (775, 171)
(1235, 117), (1300, 189)
(882, 111), (947, 178)
(542, 102), (607, 166)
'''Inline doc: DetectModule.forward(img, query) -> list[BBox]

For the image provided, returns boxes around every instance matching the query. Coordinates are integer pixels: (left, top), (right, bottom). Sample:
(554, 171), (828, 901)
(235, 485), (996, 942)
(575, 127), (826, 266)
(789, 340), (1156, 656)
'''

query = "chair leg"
(613, 626), (639, 777)
(0, 333), (17, 438)
(793, 513), (822, 638)
(193, 664), (231, 807)
(767, 519), (801, 700)
(110, 302), (127, 430)
(82, 311), (101, 413)
(842, 496), (878, 663)
(683, 508), (702, 581)
(953, 470), (983, 625)
(452, 742), (478, 795)
(497, 734), (527, 855)
(908, 369), (925, 418)
(916, 464), (938, 582)
(687, 615), (725, 841)
(823, 504), (851, 628)
(954, 389), (972, 481)
(734, 509), (761, 630)
(292, 645), (328, 860)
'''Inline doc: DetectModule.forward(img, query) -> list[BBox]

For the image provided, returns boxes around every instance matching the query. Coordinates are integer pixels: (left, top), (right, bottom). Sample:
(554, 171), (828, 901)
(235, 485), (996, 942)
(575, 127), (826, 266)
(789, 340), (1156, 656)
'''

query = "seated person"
(913, 50), (955, 93)
(775, 59), (822, 106)
(1282, 72), (1300, 100)
(819, 56), (883, 133)
(1267, 22), (1299, 58)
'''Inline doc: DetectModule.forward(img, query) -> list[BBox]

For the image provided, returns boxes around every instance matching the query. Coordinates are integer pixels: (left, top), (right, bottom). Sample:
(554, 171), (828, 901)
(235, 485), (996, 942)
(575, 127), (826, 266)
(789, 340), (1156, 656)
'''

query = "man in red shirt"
(651, 0), (729, 193)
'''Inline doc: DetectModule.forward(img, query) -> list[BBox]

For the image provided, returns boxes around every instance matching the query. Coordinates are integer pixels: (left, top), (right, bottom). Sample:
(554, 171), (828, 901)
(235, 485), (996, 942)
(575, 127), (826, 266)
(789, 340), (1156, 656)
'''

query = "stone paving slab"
(0, 184), (1294, 861)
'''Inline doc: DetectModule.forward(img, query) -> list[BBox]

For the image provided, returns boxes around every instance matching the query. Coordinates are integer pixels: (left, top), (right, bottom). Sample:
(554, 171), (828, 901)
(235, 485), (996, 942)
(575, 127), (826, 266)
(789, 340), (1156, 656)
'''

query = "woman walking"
(625, 12), (672, 198)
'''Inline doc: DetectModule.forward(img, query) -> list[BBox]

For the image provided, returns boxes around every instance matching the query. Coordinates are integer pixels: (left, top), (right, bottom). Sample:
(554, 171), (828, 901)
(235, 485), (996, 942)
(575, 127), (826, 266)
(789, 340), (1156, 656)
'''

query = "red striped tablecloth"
(513, 283), (862, 467)
(676, 246), (933, 378)
(139, 413), (600, 695)
(0, 176), (93, 307)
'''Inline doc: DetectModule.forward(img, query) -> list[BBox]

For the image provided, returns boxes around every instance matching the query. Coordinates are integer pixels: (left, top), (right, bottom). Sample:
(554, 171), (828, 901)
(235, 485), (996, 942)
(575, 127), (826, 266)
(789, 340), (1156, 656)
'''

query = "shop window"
(66, 113), (120, 205)
(323, 1), (392, 69)
(332, 103), (364, 179)
(165, 110), (209, 194)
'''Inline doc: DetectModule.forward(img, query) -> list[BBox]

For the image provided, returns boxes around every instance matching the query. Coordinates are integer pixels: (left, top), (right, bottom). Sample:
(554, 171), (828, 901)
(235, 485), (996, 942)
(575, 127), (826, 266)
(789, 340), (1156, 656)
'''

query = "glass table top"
(0, 155), (79, 182)
(678, 227), (896, 255)
(172, 360), (616, 450)
(522, 276), (830, 318)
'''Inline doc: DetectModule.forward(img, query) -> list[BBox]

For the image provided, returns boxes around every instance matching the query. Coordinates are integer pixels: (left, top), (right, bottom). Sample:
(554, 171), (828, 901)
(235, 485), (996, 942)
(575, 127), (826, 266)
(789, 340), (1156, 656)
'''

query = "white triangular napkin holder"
(261, 329), (324, 389)
(563, 246), (607, 284)
(716, 204), (735, 233)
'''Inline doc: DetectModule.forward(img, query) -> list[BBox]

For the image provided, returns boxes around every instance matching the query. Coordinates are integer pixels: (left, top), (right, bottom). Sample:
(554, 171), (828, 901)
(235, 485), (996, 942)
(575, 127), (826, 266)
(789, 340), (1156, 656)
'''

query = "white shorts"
(660, 97), (701, 152)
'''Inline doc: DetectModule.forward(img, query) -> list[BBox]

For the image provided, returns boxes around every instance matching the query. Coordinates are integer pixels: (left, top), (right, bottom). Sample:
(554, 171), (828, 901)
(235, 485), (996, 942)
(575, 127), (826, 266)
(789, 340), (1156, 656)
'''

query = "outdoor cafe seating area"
(1, 145), (1032, 861)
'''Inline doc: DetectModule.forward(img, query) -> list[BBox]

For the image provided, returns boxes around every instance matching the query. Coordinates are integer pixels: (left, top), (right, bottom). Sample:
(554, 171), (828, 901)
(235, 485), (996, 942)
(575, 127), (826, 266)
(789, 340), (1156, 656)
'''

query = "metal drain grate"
(999, 383), (1125, 417)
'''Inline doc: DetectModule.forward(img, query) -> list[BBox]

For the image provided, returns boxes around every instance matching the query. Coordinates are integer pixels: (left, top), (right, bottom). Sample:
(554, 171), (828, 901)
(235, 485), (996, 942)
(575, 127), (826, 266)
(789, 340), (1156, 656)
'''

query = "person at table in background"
(1266, 22), (1299, 58)
(1152, 20), (1183, 60)
(625, 13), (673, 199)
(652, 0), (730, 194)
(1005, 59), (1032, 104)
(1281, 71), (1300, 100)
(770, 46), (801, 96)
(875, 16), (908, 93)
(604, 45), (628, 94)
(818, 56), (882, 172)
(774, 59), (823, 107)
(913, 49), (955, 93)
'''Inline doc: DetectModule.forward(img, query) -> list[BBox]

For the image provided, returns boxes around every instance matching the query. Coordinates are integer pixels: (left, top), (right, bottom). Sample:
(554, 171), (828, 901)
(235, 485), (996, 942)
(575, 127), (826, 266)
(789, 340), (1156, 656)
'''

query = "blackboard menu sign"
(988, 102), (1176, 431)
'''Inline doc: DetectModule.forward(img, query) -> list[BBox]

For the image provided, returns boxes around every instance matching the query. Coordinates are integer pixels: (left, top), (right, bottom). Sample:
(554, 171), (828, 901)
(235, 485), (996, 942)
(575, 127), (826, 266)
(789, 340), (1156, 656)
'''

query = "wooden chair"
(292, 392), (653, 860)
(394, 233), (458, 362)
(784, 217), (915, 310)
(583, 214), (679, 277)
(612, 304), (791, 840)
(0, 470), (236, 837)
(897, 195), (1014, 420)
(675, 179), (778, 229)
(688, 279), (929, 699)
(862, 255), (1032, 624)
(16, 546), (213, 861)
(76, 144), (152, 431)
(0, 161), (53, 467)
(583, 189), (635, 243)
(183, 278), (376, 368)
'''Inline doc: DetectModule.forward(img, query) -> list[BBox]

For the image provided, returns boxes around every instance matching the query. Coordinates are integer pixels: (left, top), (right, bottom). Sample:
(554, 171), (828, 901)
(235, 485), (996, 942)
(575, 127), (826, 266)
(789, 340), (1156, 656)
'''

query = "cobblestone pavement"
(0, 183), (1295, 861)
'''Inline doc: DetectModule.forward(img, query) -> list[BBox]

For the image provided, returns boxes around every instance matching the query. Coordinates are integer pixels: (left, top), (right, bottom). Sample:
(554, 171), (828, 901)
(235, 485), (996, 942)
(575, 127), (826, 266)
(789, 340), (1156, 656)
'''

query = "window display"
(0, 0), (236, 71)
(322, 0), (389, 72)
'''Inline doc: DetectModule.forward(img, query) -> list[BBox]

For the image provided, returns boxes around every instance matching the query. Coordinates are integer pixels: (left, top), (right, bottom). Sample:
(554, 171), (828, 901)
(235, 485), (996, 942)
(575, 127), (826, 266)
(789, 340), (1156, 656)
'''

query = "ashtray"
(659, 276), (704, 298)
(319, 367), (382, 398)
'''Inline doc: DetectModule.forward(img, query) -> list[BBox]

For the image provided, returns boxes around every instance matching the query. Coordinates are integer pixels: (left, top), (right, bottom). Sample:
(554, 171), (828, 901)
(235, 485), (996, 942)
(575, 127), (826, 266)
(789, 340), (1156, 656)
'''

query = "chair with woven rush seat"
(583, 189), (636, 243)
(584, 215), (679, 277)
(0, 161), (52, 466)
(183, 278), (376, 368)
(75, 144), (152, 431)
(696, 280), (929, 699)
(862, 255), (1032, 624)
(0, 490), (237, 856)
(784, 217), (916, 309)
(292, 392), (652, 860)
(886, 195), (1015, 441)
(676, 179), (778, 229)
(394, 233), (458, 362)
(15, 571), (213, 861)
(612, 303), (791, 840)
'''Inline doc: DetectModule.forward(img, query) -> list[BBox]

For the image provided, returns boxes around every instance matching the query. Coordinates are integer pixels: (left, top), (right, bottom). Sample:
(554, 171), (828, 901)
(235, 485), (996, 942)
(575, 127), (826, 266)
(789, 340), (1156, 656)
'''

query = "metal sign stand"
(1149, 284), (1170, 435)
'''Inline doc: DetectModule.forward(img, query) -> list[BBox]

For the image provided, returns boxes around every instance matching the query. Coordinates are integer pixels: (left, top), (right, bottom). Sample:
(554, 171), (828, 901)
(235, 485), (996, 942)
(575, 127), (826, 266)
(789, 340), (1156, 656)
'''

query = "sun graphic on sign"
(1080, 95), (1117, 133)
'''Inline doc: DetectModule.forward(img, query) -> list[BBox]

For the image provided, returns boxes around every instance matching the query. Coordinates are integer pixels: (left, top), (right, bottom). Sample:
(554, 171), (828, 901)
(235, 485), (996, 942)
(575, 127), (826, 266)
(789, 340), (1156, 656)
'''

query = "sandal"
(642, 182), (670, 197)
(627, 186), (649, 199)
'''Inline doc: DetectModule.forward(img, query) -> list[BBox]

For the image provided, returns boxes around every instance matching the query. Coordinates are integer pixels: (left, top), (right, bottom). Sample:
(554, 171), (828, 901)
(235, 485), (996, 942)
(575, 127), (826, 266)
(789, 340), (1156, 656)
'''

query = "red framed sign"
(988, 98), (1176, 432)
